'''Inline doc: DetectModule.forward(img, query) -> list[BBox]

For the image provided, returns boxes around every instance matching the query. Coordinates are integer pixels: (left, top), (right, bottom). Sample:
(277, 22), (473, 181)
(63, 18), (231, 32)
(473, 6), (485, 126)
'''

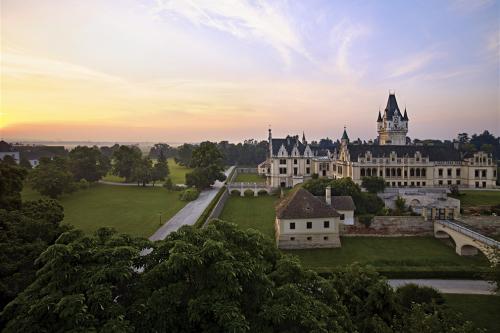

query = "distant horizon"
(2, 0), (499, 142)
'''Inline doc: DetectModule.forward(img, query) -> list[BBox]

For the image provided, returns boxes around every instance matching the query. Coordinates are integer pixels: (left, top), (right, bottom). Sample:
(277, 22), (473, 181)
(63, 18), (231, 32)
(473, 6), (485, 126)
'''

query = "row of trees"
(113, 146), (169, 186)
(1, 219), (491, 332)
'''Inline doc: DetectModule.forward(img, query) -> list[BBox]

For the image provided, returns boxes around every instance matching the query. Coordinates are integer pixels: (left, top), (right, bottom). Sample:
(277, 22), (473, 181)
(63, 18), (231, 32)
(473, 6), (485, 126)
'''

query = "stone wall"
(342, 216), (433, 236)
(456, 216), (500, 237)
(204, 188), (229, 226)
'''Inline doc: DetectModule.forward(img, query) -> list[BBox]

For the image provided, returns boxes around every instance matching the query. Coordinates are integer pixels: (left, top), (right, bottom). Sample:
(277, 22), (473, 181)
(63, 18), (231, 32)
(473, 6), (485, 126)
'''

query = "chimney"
(325, 186), (331, 206)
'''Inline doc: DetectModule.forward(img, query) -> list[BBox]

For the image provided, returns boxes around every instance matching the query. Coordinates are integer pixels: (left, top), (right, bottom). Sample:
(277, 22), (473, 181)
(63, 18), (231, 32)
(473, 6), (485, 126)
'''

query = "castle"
(260, 92), (497, 189)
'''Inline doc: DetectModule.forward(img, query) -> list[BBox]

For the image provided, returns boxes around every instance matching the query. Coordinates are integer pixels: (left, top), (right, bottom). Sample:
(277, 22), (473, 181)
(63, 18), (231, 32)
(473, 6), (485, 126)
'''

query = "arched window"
(367, 168), (372, 176)
(421, 168), (426, 177)
(397, 168), (402, 177)
(385, 168), (390, 177)
(416, 168), (421, 177)
(360, 168), (365, 177)
(410, 168), (415, 177)
(372, 168), (377, 176)
(391, 168), (396, 177)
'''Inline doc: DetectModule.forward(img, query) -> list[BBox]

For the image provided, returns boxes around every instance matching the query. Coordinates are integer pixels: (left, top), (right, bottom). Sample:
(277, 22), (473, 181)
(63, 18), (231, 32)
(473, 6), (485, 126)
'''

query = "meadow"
(22, 184), (186, 238)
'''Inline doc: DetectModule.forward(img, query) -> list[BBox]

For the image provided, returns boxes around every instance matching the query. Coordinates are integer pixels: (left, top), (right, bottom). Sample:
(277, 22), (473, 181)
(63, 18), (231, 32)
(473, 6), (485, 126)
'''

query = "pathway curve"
(148, 166), (235, 241)
(388, 279), (497, 295)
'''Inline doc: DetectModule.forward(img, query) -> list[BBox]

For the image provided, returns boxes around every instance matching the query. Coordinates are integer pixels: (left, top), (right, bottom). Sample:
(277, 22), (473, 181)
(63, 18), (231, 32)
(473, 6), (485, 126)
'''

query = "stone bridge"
(227, 182), (272, 196)
(434, 220), (499, 261)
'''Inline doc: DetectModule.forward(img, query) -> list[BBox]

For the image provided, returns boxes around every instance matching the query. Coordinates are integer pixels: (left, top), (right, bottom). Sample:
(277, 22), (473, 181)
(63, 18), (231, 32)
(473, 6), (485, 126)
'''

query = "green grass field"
(219, 195), (278, 239)
(101, 158), (192, 185)
(22, 184), (186, 238)
(444, 294), (500, 332)
(218, 195), (490, 275)
(234, 173), (266, 183)
(458, 190), (500, 207)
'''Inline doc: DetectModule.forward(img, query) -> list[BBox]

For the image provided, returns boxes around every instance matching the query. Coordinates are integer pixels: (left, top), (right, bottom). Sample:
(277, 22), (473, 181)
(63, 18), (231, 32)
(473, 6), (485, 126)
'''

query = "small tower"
(302, 131), (307, 145)
(377, 92), (408, 145)
(268, 126), (273, 157)
(341, 126), (349, 145)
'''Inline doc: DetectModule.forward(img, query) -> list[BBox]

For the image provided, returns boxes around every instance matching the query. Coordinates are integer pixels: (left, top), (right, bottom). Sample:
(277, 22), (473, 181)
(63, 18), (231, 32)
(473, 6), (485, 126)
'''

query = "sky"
(1, 0), (499, 143)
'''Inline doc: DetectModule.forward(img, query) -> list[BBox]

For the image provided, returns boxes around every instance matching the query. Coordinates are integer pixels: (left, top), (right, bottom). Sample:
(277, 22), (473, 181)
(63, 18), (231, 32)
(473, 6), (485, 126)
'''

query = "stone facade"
(276, 217), (342, 249)
(342, 216), (433, 236)
(264, 93), (497, 190)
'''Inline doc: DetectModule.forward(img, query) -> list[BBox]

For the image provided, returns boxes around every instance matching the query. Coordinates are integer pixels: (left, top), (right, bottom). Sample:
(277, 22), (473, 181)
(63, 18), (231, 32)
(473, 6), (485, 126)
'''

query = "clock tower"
(377, 92), (408, 145)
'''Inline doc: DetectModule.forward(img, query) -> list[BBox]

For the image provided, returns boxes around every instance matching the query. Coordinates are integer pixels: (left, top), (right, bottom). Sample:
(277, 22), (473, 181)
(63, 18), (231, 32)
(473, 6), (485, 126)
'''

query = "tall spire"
(403, 108), (409, 121)
(377, 109), (382, 122)
(268, 125), (272, 141)
(341, 126), (349, 144)
(302, 131), (306, 144)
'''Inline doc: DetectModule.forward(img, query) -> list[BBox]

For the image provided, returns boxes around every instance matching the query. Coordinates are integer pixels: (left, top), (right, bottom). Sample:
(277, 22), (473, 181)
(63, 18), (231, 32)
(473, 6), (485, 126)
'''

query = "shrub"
(163, 177), (173, 190)
(358, 214), (374, 227)
(396, 284), (444, 310)
(78, 179), (89, 189)
(179, 188), (200, 201)
(230, 190), (241, 196)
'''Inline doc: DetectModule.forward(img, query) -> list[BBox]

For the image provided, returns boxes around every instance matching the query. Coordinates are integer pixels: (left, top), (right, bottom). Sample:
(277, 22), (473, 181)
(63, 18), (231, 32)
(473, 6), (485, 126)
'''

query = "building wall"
(276, 217), (341, 249)
(342, 216), (432, 236)
(336, 210), (354, 225)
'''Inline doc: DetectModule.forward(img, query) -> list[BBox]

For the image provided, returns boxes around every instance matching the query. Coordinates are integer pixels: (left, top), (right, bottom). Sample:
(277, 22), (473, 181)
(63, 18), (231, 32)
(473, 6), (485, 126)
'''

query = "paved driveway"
(149, 166), (235, 241)
(388, 279), (497, 295)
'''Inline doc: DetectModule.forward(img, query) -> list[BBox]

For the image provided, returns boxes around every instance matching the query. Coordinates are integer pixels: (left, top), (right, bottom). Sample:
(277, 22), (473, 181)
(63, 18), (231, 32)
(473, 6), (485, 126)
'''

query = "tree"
(175, 143), (194, 167)
(68, 146), (110, 182)
(395, 196), (406, 214)
(457, 133), (469, 144)
(28, 157), (74, 198)
(0, 199), (68, 315)
(112, 145), (142, 182)
(148, 143), (175, 160)
(151, 151), (169, 186)
(131, 157), (153, 186)
(0, 160), (27, 210)
(19, 157), (32, 170)
(361, 176), (386, 193)
(186, 142), (226, 189)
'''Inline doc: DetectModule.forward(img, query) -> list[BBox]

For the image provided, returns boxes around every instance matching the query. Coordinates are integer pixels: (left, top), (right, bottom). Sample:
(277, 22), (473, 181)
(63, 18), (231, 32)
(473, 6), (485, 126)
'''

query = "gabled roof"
(331, 196), (356, 211)
(276, 188), (340, 219)
(271, 135), (318, 156)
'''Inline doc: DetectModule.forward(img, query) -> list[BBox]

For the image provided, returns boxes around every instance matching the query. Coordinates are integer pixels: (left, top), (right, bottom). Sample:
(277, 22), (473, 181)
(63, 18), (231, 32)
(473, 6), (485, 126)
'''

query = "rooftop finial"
(389, 89), (395, 95)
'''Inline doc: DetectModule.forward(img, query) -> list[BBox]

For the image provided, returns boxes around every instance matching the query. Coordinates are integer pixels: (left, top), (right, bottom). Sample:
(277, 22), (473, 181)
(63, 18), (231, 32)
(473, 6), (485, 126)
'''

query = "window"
(290, 237), (295, 241)
(323, 236), (329, 241)
(306, 167), (310, 174)
(475, 170), (479, 178)
(404, 182), (407, 186)
(307, 237), (312, 241)
(398, 182), (402, 186)
(306, 222), (312, 229)
(438, 180), (443, 185)
(293, 167), (298, 176)
(438, 169), (443, 177)
(306, 159), (310, 165)
(294, 159), (298, 165)
(279, 167), (287, 174)
(279, 159), (286, 165)
(324, 221), (330, 228)
(482, 181), (486, 188)
(410, 181), (415, 186)
(475, 182), (479, 188)
(482, 170), (487, 177)
(340, 214), (345, 220)
(416, 182), (420, 186)
(447, 168), (452, 177)
(422, 169), (426, 177)
(456, 180), (460, 185)
(447, 180), (452, 185)
(290, 222), (295, 230)
(422, 181), (426, 186)
(456, 169), (461, 177)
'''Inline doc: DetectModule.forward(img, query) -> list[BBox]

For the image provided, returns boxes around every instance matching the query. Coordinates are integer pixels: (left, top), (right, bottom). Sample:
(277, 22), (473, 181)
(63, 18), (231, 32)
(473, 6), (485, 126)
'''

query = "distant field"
(219, 195), (278, 239)
(22, 184), (186, 238)
(234, 173), (266, 183)
(458, 190), (500, 207)
(218, 194), (490, 275)
(444, 294), (500, 332)
(101, 158), (192, 185)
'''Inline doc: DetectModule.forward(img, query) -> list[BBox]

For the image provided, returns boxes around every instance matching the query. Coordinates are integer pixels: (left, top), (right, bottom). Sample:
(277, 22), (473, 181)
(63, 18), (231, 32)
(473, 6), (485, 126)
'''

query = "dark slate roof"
(276, 188), (340, 219)
(331, 196), (356, 211)
(0, 140), (13, 152)
(342, 128), (349, 140)
(347, 144), (463, 161)
(377, 111), (382, 122)
(403, 109), (409, 121)
(384, 93), (402, 120)
(271, 135), (308, 156)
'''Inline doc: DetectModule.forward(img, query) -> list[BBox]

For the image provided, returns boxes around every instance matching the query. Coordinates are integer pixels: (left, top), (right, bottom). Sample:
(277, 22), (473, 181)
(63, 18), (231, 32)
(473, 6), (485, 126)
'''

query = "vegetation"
(186, 141), (226, 189)
(148, 143), (176, 160)
(0, 160), (27, 210)
(194, 185), (227, 228)
(179, 187), (200, 201)
(22, 184), (186, 238)
(1, 221), (484, 332)
(217, 139), (268, 166)
(444, 294), (500, 333)
(111, 145), (143, 182)
(457, 191), (500, 208)
(167, 157), (192, 184)
(28, 157), (75, 198)
(175, 143), (195, 167)
(68, 146), (110, 182)
(361, 176), (386, 193)
(219, 195), (278, 239)
(287, 237), (489, 275)
(234, 172), (266, 183)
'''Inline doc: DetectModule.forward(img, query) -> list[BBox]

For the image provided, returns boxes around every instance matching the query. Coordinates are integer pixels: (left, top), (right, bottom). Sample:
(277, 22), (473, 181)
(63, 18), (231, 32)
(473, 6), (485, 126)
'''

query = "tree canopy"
(361, 176), (386, 193)
(28, 157), (75, 198)
(112, 145), (143, 182)
(186, 142), (226, 189)
(68, 146), (110, 182)
(0, 159), (27, 210)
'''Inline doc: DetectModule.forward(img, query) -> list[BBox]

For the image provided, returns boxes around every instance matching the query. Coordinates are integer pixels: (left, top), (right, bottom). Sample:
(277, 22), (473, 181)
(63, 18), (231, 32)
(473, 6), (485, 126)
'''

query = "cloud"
(152, 0), (308, 65)
(388, 51), (442, 78)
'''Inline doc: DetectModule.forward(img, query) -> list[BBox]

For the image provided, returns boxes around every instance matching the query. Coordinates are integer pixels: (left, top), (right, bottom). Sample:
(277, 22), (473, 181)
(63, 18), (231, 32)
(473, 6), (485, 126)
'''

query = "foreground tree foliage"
(1, 221), (483, 333)
(0, 199), (69, 317)
(0, 160), (27, 210)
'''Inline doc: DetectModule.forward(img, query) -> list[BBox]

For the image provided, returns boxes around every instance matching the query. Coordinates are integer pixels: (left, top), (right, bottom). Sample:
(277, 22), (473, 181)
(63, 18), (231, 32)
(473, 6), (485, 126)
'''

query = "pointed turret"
(302, 131), (307, 144)
(403, 108), (409, 121)
(341, 126), (349, 145)
(377, 110), (382, 122)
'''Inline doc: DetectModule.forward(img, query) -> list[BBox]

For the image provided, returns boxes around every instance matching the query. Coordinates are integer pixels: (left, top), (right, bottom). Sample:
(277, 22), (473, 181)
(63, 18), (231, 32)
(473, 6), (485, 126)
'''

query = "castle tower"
(377, 92), (408, 145)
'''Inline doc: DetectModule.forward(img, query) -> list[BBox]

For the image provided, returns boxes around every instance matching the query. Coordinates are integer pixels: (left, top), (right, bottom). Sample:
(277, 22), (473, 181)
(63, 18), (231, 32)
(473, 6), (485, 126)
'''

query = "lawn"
(457, 190), (500, 207)
(444, 294), (500, 332)
(218, 194), (490, 276)
(22, 184), (186, 238)
(219, 195), (278, 240)
(286, 237), (489, 275)
(234, 173), (266, 183)
(168, 158), (192, 185)
(102, 173), (126, 183)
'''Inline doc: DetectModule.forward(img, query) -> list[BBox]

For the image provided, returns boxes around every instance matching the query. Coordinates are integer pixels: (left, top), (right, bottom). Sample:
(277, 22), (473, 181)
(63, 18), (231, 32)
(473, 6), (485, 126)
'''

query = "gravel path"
(148, 166), (235, 241)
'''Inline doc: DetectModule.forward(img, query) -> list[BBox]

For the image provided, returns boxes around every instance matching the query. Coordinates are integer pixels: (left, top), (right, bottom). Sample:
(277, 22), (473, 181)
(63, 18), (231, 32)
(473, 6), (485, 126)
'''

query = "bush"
(396, 284), (445, 310)
(78, 179), (89, 189)
(179, 188), (200, 201)
(358, 214), (374, 227)
(163, 177), (173, 190)
(230, 190), (241, 196)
